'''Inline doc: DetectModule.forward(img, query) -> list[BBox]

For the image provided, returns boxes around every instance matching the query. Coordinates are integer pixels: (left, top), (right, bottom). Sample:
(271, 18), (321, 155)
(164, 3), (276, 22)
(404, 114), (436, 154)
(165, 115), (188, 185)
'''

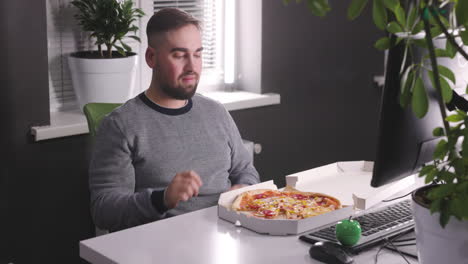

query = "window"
(46, 0), (262, 112)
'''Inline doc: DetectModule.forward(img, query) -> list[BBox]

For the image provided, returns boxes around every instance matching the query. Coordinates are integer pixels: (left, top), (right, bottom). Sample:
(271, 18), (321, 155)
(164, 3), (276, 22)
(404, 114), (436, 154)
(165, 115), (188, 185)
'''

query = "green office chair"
(83, 103), (122, 137)
(83, 103), (121, 236)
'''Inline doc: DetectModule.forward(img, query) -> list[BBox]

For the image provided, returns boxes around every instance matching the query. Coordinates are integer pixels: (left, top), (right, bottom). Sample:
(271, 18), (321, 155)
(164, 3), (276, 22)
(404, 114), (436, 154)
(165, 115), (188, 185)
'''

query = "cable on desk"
(387, 238), (411, 264)
(381, 189), (414, 202)
(374, 231), (413, 264)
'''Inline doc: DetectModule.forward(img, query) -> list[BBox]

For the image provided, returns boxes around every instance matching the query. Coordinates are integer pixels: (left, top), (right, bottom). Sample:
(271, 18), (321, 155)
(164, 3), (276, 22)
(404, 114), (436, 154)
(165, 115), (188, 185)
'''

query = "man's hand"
(229, 184), (248, 191)
(165, 170), (203, 209)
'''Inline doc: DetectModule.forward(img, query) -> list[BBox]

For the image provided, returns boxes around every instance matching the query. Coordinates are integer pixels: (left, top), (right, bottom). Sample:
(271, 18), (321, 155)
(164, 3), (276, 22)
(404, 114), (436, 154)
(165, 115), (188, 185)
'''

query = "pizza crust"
(231, 189), (276, 211)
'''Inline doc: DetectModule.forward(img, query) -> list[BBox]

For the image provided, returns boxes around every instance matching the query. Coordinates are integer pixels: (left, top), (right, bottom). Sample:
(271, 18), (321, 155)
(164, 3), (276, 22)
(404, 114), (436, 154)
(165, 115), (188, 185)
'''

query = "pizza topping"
(233, 188), (341, 220)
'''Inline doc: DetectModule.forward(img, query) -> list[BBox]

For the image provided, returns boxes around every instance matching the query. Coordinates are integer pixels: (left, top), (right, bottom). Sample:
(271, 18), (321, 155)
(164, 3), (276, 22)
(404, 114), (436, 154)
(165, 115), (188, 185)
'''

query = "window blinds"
(153, 0), (218, 69)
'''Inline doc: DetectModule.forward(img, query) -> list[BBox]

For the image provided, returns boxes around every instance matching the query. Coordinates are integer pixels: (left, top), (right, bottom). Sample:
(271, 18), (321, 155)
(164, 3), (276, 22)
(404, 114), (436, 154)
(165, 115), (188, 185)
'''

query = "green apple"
(335, 218), (362, 247)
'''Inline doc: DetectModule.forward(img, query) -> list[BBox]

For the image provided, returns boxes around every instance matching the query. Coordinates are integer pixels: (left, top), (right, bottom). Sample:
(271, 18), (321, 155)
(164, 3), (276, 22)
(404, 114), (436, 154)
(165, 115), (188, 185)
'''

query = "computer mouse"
(309, 241), (354, 264)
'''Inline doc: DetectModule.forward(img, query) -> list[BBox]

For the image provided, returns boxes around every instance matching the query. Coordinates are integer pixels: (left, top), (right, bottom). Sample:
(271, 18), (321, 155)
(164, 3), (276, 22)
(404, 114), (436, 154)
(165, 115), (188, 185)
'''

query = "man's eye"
(194, 53), (202, 58)
(173, 53), (185, 58)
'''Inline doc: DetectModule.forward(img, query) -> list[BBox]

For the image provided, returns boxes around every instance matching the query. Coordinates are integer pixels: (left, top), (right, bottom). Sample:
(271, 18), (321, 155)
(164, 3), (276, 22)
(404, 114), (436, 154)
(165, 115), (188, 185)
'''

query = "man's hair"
(146, 8), (201, 46)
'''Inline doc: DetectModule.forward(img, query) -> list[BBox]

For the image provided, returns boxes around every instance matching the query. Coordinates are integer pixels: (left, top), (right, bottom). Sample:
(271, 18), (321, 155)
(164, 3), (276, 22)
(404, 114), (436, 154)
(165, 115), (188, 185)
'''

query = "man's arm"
(89, 115), (166, 231)
(224, 111), (261, 187)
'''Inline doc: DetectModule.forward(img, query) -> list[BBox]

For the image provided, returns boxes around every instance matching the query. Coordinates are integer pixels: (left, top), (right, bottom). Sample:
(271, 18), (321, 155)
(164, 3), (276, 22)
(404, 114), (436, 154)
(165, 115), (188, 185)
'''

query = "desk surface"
(80, 206), (418, 264)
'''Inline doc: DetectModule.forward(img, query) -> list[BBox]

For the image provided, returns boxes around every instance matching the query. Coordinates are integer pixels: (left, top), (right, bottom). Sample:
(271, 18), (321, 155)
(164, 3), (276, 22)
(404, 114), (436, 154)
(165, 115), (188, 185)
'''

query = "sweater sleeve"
(89, 115), (166, 232)
(224, 110), (261, 186)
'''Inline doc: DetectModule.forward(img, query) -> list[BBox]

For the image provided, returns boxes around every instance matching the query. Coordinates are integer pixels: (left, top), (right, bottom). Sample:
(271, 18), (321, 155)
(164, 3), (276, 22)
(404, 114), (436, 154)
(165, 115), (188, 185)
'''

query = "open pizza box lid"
(285, 161), (415, 210)
(218, 161), (416, 235)
(218, 180), (354, 236)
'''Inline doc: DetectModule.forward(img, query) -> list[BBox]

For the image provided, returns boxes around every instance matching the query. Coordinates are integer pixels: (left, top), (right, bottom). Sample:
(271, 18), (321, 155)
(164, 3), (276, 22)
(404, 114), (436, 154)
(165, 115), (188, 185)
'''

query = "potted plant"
(283, 0), (468, 263)
(68, 0), (145, 111)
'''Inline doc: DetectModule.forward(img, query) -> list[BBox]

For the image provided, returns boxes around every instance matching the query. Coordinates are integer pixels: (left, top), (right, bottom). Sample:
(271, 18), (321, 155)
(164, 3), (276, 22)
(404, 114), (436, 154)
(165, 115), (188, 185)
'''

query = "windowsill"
(31, 91), (280, 141)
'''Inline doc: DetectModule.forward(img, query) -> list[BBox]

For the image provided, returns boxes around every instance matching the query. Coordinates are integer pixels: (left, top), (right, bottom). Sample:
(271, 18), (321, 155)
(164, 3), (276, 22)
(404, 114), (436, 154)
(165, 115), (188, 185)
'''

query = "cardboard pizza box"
(217, 180), (354, 236)
(285, 161), (415, 210)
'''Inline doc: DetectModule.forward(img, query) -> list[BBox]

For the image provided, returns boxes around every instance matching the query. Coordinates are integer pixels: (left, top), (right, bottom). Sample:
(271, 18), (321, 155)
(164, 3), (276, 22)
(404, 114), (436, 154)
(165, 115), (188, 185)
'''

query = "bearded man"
(89, 8), (259, 232)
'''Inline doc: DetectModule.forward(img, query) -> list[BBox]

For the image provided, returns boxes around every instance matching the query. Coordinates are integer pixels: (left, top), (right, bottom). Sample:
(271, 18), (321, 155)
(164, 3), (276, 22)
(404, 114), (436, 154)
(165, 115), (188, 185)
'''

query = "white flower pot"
(412, 186), (468, 264)
(68, 53), (138, 112)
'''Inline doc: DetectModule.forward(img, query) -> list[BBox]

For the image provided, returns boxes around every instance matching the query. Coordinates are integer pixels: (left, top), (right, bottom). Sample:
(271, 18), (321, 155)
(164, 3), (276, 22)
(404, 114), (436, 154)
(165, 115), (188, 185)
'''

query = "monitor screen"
(371, 38), (448, 187)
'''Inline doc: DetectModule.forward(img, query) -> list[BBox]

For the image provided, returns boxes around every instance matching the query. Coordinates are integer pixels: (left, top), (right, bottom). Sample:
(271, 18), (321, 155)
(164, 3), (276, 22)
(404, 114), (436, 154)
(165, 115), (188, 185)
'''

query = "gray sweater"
(89, 93), (260, 231)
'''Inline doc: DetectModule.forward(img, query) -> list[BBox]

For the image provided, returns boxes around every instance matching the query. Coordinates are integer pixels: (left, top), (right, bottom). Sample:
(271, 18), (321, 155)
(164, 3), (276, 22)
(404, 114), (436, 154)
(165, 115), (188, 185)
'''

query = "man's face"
(147, 24), (203, 100)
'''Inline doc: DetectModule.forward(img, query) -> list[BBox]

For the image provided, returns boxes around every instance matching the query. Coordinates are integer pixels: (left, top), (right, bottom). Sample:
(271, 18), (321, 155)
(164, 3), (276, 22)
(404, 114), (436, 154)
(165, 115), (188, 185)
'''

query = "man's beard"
(158, 72), (199, 100)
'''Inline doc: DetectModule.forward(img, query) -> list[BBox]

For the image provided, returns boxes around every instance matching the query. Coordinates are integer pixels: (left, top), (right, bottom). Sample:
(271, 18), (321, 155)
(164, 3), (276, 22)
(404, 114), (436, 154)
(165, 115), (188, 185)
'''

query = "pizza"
(231, 186), (341, 220)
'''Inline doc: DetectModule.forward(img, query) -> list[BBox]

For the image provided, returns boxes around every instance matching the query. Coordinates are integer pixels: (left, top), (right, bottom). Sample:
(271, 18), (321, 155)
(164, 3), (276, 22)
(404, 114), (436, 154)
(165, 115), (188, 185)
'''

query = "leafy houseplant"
(67, 0), (145, 111)
(71, 0), (145, 58)
(283, 0), (468, 262)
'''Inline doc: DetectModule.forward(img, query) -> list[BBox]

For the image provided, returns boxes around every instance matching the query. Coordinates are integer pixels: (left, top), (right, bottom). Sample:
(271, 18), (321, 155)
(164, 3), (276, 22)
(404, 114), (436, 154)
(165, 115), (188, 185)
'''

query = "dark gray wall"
(232, 2), (383, 187)
(2, 1), (94, 263)
(2, 1), (383, 263)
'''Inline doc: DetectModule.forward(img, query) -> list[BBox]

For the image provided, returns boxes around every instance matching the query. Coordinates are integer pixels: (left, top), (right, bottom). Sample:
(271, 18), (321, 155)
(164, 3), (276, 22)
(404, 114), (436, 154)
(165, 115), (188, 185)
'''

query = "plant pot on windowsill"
(69, 0), (145, 112)
(68, 50), (138, 112)
(412, 184), (468, 264)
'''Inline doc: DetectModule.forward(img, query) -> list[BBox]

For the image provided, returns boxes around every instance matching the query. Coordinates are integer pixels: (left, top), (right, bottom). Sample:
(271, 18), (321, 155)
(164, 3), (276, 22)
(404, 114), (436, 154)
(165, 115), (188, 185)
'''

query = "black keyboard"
(300, 199), (414, 251)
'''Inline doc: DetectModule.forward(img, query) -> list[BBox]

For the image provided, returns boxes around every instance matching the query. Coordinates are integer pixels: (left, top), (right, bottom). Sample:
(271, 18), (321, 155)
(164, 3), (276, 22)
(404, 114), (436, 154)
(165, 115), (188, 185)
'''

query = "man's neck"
(146, 83), (187, 109)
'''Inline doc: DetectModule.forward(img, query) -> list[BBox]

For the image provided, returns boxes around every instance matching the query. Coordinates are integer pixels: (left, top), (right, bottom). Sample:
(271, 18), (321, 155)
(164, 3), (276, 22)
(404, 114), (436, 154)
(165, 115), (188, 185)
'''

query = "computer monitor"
(371, 38), (447, 187)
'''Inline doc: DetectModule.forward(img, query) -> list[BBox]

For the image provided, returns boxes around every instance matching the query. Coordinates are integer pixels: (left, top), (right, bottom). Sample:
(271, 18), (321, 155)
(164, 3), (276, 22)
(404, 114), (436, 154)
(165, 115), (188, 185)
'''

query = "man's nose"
(184, 56), (195, 71)
(184, 55), (200, 72)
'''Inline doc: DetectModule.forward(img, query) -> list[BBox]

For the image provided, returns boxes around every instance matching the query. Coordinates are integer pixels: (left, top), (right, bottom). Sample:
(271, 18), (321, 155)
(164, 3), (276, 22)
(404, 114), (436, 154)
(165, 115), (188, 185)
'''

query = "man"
(89, 8), (260, 232)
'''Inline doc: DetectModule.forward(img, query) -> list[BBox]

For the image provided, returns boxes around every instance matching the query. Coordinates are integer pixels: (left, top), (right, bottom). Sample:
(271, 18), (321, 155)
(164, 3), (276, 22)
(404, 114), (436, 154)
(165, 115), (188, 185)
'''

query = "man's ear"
(145, 47), (156, 68)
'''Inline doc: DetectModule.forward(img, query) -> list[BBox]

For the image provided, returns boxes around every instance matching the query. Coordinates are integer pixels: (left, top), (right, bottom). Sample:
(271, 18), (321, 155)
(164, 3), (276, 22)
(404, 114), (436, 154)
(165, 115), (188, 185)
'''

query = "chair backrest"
(83, 103), (122, 137)
(83, 103), (121, 237)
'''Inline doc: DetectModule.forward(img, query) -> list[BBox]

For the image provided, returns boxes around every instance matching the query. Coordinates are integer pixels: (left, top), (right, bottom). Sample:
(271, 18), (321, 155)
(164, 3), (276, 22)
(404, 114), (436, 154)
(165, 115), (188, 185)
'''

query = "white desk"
(79, 205), (418, 264)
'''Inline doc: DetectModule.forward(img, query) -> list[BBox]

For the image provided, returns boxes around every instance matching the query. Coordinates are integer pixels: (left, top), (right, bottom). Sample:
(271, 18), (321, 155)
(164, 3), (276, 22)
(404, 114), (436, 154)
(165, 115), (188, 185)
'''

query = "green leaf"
(433, 139), (448, 160)
(449, 197), (465, 220)
(456, 181), (468, 193)
(446, 39), (458, 59)
(120, 41), (132, 52)
(460, 30), (468, 46)
(348, 0), (369, 20)
(428, 71), (453, 103)
(446, 114), (464, 122)
(407, 6), (418, 29)
(374, 37), (390, 50)
(411, 77), (428, 118)
(413, 39), (427, 48)
(430, 26), (443, 38)
(452, 158), (465, 176)
(419, 164), (436, 176)
(387, 21), (403, 33)
(425, 169), (438, 183)
(438, 65), (456, 84)
(433, 127), (445, 137)
(412, 21), (424, 34)
(115, 46), (126, 57)
(439, 202), (451, 228)
(434, 48), (450, 58)
(306, 0), (331, 17)
(372, 0), (387, 30)
(428, 184), (456, 200)
(456, 109), (467, 117)
(128, 35), (141, 42)
(383, 0), (398, 11)
(456, 0), (468, 26)
(430, 198), (442, 214)
(400, 66), (414, 108)
(394, 5), (406, 29)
